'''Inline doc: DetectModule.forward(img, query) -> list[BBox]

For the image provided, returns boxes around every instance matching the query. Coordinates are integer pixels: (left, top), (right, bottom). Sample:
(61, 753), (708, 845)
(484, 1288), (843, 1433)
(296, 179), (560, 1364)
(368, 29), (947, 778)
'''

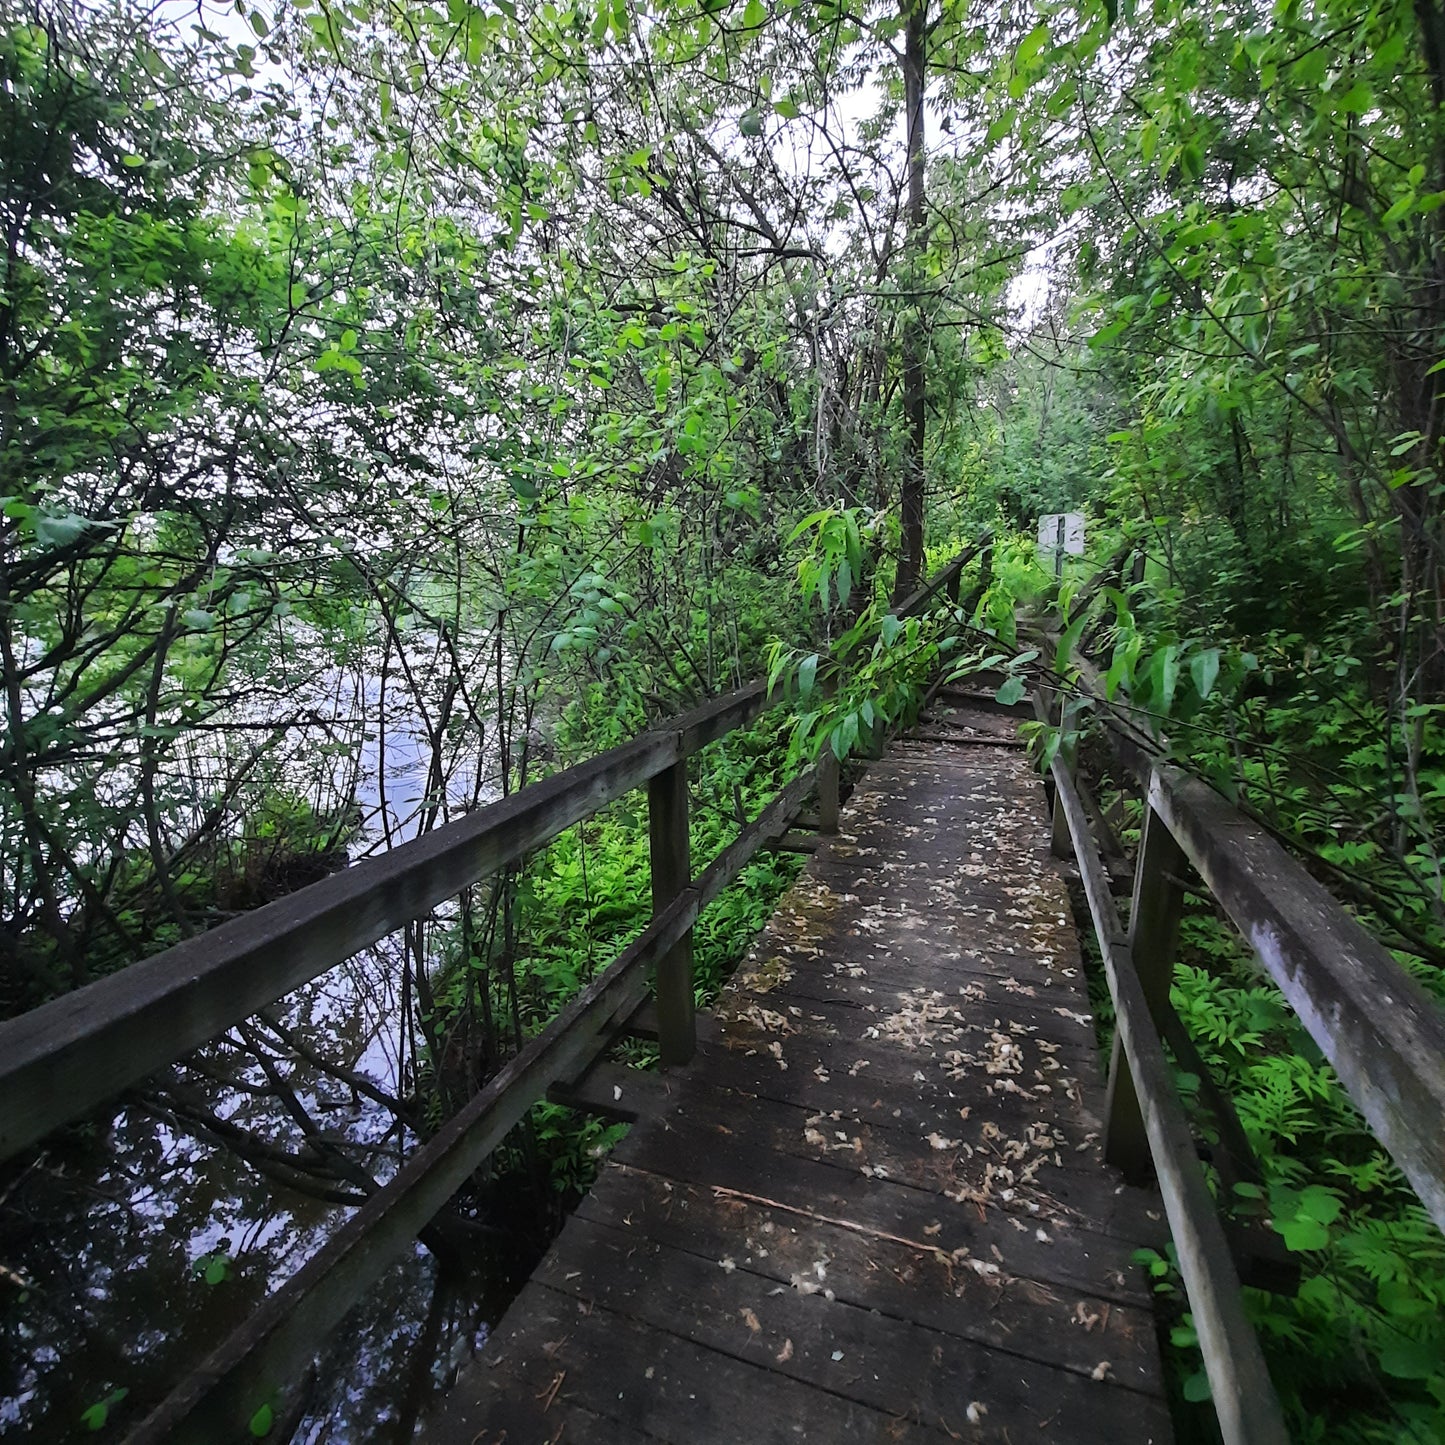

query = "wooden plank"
(430, 710), (1171, 1445)
(531, 1213), (1174, 1439)
(427, 1362), (638, 1445)
(575, 1164), (1165, 1396)
(0, 731), (681, 1161)
(611, 1107), (1156, 1309)
(725, 974), (1098, 1062)
(1050, 755), (1289, 1445)
(1148, 761), (1445, 1233)
(689, 1038), (1106, 1163)
(647, 1074), (1157, 1241)
(724, 955), (1103, 1052)
(547, 1060), (672, 1122)
(901, 731), (1029, 749)
(440, 1280), (961, 1443)
(121, 894), (696, 1445)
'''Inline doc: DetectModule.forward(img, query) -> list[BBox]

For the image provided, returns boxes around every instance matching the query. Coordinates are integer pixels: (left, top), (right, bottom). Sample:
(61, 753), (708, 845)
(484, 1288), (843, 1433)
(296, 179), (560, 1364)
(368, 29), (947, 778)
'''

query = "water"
(0, 630), (544, 1441)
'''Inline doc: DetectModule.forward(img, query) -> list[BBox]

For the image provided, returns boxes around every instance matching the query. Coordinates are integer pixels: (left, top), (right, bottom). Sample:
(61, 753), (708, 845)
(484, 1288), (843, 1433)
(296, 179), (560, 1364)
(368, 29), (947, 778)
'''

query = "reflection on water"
(0, 635), (537, 1440)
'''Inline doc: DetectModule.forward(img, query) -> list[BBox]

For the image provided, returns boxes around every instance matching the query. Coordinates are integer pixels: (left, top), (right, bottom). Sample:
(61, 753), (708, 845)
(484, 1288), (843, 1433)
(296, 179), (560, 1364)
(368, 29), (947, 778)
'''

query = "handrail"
(1146, 762), (1445, 1230)
(1032, 610), (1445, 1445)
(1045, 736), (1290, 1445)
(1050, 643), (1445, 1235)
(0, 684), (764, 1160)
(125, 771), (819, 1445)
(892, 528), (993, 620)
(0, 539), (992, 1444)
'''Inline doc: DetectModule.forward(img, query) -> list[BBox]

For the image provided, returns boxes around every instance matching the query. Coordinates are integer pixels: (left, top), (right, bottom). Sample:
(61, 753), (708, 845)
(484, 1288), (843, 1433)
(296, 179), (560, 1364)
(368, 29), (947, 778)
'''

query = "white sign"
(1038, 513), (1085, 574)
(1038, 512), (1085, 555)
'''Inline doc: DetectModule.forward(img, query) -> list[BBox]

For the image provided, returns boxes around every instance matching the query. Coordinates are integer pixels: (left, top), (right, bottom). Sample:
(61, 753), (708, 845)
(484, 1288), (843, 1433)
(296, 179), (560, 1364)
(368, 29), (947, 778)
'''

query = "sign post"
(1038, 512), (1085, 578)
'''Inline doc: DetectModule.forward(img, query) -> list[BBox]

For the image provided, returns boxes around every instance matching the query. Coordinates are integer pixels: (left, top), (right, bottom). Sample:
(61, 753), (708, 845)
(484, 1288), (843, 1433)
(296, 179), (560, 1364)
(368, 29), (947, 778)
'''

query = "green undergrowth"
(435, 701), (806, 1202)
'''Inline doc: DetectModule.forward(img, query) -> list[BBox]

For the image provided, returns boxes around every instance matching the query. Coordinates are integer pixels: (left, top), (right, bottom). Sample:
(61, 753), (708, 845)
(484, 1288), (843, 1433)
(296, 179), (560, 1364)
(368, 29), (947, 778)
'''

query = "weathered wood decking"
(429, 696), (1173, 1444)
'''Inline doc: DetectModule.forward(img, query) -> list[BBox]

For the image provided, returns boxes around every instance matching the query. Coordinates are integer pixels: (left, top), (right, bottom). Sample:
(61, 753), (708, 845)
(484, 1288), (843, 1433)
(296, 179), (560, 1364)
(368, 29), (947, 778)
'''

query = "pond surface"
(0, 639), (547, 1441)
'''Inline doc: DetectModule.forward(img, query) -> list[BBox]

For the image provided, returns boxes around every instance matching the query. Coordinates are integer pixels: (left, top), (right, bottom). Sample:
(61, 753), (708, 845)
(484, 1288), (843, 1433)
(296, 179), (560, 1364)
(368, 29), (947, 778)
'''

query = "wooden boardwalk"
(428, 694), (1173, 1444)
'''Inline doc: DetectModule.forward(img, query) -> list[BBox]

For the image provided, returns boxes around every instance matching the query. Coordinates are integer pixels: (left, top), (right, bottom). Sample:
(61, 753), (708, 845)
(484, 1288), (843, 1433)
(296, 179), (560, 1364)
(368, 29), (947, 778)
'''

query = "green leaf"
(986, 110), (1015, 144)
(1276, 1215), (1329, 1252)
(1015, 23), (1049, 66)
(1336, 81), (1371, 113)
(249, 1403), (275, 1437)
(1296, 1185), (1342, 1225)
(1182, 1369), (1212, 1402)
(742, 0), (765, 26)
(1189, 647), (1220, 702)
(81, 1388), (128, 1432)
(34, 512), (90, 548)
(739, 108), (763, 138)
(996, 677), (1026, 707)
(798, 652), (819, 699)
(1156, 644), (1181, 714)
(1381, 194), (1414, 224)
(1379, 1340), (1441, 1380)
(1089, 317), (1128, 349)
(183, 609), (214, 632)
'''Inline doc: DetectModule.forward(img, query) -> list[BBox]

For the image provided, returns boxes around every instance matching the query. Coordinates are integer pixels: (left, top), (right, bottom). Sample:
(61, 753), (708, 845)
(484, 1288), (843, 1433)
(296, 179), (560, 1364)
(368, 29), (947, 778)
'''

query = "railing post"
(818, 741), (840, 834)
(648, 755), (695, 1065)
(1105, 793), (1188, 1182)
(944, 561), (961, 606)
(1049, 693), (1077, 859)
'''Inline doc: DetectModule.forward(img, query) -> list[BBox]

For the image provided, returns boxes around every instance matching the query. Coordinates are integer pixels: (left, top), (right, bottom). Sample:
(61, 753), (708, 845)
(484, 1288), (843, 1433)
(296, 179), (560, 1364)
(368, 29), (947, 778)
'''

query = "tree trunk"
(892, 0), (928, 606)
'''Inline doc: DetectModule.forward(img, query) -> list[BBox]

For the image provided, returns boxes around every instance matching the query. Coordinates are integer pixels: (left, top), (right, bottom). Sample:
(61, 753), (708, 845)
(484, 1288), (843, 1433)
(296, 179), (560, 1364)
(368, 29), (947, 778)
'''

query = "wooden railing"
(0, 537), (993, 1445)
(1034, 628), (1445, 1445)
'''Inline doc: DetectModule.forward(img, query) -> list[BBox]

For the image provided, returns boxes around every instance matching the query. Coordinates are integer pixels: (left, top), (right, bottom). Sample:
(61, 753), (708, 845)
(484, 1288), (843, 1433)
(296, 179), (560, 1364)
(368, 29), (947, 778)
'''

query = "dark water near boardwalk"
(0, 650), (544, 1442)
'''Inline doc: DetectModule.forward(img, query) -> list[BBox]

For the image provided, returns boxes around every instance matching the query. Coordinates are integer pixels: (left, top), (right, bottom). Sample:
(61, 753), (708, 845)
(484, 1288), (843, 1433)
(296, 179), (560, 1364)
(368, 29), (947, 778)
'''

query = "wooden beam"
(671, 682), (770, 757)
(1049, 755), (1290, 1445)
(1049, 693), (1079, 860)
(0, 731), (682, 1162)
(1039, 632), (1445, 1234)
(1148, 762), (1445, 1233)
(694, 771), (816, 912)
(891, 532), (991, 620)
